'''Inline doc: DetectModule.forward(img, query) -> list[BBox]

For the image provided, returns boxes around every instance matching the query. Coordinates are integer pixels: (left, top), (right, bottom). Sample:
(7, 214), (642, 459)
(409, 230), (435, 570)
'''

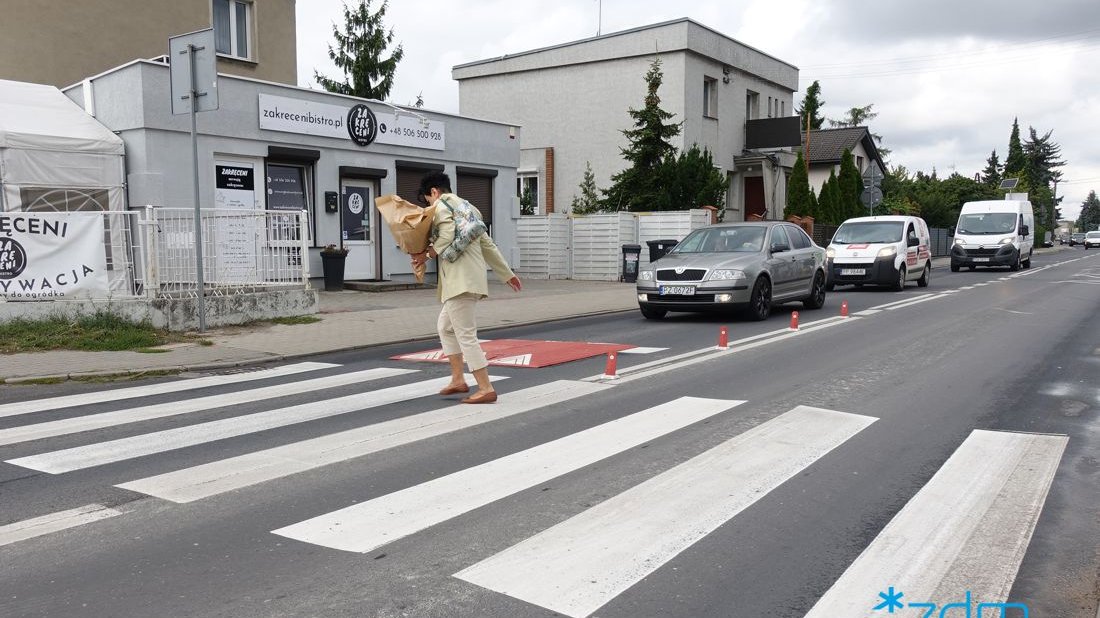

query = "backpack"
(437, 195), (489, 263)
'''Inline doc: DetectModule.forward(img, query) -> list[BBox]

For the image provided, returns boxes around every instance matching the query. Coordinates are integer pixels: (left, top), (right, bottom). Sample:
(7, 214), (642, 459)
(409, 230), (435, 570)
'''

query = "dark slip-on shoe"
(461, 390), (498, 404)
(439, 383), (471, 396)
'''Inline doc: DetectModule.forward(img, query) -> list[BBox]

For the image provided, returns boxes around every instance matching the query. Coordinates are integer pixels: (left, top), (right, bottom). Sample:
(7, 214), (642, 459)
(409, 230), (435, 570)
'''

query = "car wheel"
(640, 306), (666, 320)
(893, 266), (906, 291)
(747, 276), (772, 321)
(968, 266), (976, 271)
(917, 263), (931, 287)
(950, 263), (960, 272)
(804, 271), (826, 310)
(825, 281), (835, 292)
(1010, 252), (1020, 271)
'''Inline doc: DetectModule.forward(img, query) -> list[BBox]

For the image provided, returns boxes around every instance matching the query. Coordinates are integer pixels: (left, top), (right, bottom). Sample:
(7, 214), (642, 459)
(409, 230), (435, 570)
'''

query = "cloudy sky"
(295, 0), (1100, 220)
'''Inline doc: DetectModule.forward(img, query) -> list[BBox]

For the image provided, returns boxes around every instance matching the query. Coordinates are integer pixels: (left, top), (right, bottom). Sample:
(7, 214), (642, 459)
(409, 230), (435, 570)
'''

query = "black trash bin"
(646, 239), (679, 262)
(621, 244), (641, 283)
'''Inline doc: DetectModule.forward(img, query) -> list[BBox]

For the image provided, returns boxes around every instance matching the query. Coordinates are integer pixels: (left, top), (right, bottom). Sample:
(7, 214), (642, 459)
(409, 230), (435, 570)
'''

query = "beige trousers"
(437, 293), (487, 371)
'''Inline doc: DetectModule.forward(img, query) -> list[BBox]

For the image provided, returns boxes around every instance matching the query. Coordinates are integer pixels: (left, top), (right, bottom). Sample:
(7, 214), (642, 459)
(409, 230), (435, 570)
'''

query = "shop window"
(214, 0), (252, 60)
(266, 162), (313, 252)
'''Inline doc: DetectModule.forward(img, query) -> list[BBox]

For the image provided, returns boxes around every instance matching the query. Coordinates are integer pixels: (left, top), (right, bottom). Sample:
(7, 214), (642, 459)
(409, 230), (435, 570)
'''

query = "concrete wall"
(0, 0), (297, 87)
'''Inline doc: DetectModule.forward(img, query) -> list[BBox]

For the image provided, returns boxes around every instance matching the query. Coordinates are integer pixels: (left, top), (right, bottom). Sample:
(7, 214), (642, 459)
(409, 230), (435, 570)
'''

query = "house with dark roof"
(802, 127), (886, 196)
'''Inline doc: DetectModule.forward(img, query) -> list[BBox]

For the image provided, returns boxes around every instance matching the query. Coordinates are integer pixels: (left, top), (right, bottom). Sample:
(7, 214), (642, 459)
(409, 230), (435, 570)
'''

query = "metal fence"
(138, 207), (310, 298)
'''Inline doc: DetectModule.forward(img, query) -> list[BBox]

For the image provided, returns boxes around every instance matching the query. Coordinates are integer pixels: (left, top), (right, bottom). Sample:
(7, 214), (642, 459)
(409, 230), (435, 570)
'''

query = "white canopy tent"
(0, 79), (125, 212)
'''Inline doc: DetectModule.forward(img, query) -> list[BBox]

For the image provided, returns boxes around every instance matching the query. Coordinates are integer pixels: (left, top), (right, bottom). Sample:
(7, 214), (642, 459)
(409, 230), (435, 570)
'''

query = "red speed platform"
(391, 339), (635, 368)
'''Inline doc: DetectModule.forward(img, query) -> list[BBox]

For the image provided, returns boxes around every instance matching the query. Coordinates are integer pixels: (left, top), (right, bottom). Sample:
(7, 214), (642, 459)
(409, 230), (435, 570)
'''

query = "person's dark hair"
(418, 171), (452, 197)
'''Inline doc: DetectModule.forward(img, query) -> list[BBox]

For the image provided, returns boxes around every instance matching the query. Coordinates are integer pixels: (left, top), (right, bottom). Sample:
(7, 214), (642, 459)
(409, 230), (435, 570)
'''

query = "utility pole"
(596, 0), (602, 36)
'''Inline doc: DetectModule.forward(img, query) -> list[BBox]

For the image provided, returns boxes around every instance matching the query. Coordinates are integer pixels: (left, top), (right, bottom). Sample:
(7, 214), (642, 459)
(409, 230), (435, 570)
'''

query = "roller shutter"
(457, 173), (493, 232)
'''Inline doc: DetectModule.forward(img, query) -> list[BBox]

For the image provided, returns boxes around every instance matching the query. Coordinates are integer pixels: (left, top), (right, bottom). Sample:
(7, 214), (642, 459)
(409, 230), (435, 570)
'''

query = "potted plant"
(319, 243), (349, 291)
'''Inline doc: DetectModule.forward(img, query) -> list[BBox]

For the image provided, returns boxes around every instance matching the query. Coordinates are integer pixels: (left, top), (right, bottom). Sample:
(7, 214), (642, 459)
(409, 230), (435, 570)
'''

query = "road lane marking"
(118, 380), (613, 503)
(455, 406), (876, 618)
(6, 375), (506, 474)
(0, 362), (338, 419)
(804, 430), (1067, 617)
(0, 368), (416, 447)
(0, 504), (123, 547)
(867, 294), (935, 311)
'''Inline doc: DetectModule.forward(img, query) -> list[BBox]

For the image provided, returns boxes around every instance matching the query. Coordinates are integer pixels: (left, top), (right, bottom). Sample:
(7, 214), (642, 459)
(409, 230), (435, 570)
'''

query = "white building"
(803, 127), (886, 196)
(453, 18), (801, 221)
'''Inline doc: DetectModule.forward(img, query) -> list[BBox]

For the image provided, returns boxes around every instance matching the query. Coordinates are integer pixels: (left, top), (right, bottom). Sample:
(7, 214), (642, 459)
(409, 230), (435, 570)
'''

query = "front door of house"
(745, 176), (766, 220)
(340, 181), (375, 280)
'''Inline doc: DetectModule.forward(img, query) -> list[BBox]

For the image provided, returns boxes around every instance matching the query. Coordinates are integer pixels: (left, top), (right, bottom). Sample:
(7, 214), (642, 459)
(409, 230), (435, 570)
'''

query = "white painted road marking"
(0, 504), (123, 547)
(804, 430), (1067, 617)
(0, 362), (338, 419)
(0, 367), (416, 447)
(271, 396), (744, 552)
(118, 380), (613, 503)
(455, 406), (876, 618)
(7, 375), (506, 474)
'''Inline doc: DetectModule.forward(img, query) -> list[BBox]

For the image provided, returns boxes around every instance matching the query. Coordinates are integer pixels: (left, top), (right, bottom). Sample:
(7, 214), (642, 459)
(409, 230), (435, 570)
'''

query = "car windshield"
(1087, 232), (1100, 238)
(671, 226), (765, 253)
(957, 213), (1017, 235)
(831, 222), (903, 244)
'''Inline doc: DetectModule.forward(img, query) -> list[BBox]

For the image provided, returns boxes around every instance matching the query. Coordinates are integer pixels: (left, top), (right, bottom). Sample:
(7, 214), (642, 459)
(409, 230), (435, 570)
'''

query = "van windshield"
(957, 213), (1017, 235)
(832, 222), (903, 244)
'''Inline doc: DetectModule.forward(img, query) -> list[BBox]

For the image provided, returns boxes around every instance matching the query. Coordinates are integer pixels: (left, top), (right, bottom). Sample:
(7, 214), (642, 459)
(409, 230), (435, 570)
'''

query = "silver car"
(636, 221), (828, 320)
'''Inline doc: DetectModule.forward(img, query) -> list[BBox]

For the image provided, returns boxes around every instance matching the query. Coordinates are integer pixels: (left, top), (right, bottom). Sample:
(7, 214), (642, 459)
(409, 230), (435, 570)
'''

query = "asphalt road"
(1, 249), (1098, 617)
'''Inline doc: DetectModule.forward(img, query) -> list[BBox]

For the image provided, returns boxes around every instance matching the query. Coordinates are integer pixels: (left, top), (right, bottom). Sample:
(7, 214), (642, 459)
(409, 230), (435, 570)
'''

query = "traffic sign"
(860, 187), (883, 207)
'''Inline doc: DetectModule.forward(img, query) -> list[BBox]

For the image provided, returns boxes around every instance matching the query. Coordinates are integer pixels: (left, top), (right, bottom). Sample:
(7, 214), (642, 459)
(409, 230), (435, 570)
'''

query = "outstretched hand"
(507, 276), (522, 292)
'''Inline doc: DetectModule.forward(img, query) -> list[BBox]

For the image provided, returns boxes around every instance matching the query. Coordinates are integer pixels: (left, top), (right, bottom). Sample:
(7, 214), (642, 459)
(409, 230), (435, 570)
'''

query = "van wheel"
(640, 306), (666, 320)
(950, 263), (960, 272)
(747, 276), (772, 321)
(1010, 253), (1021, 271)
(917, 263), (931, 287)
(1023, 252), (1032, 268)
(804, 271), (826, 310)
(893, 266), (906, 291)
(968, 266), (976, 271)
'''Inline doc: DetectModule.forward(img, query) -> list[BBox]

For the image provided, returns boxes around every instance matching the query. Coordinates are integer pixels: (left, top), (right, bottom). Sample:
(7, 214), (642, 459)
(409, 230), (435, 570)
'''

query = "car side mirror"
(1020, 225), (1029, 237)
(908, 237), (919, 247)
(771, 243), (790, 254)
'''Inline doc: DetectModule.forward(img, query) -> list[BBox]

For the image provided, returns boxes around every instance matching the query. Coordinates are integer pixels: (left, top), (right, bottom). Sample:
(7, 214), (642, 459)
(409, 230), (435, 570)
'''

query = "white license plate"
(973, 257), (990, 262)
(660, 285), (695, 296)
(839, 269), (865, 276)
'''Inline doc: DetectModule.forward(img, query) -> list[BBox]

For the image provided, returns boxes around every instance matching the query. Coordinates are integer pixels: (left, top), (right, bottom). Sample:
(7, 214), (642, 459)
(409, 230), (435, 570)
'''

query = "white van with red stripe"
(825, 215), (932, 291)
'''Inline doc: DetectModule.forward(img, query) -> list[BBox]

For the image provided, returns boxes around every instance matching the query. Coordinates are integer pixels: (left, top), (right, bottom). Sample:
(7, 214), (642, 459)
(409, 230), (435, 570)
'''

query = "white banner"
(257, 94), (444, 150)
(0, 212), (109, 301)
(259, 94), (348, 140)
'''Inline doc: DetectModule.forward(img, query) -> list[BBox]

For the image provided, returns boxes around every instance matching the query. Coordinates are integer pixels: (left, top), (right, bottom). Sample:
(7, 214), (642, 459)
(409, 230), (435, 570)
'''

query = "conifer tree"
(315, 0), (404, 100)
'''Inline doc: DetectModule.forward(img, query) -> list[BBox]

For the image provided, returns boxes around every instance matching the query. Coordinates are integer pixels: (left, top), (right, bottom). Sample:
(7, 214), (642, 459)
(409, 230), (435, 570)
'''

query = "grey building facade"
(62, 60), (521, 283)
(454, 18), (800, 221)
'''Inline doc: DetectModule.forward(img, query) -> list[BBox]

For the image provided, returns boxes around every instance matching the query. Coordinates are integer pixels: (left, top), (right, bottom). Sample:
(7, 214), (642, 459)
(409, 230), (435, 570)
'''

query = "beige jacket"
(429, 193), (516, 303)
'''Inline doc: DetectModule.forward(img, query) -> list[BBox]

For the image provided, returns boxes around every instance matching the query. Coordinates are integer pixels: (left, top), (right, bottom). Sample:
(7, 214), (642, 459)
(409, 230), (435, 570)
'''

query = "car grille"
(656, 268), (707, 281)
(653, 294), (716, 303)
(962, 247), (999, 256)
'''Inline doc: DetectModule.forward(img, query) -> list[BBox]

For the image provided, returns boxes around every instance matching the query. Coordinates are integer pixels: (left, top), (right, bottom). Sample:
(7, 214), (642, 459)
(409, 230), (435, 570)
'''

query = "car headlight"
(708, 269), (746, 281)
(825, 247), (835, 259)
(999, 237), (1014, 245)
(954, 238), (964, 246)
(877, 246), (896, 258)
(638, 270), (653, 281)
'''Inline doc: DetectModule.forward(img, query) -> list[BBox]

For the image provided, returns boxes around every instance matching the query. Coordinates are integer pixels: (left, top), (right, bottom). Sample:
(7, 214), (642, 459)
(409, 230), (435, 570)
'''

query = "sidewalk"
(0, 279), (640, 383)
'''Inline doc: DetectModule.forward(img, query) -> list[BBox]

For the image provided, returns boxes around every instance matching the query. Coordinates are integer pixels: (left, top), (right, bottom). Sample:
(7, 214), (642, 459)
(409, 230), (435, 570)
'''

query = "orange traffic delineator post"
(603, 352), (618, 379)
(717, 326), (729, 350)
(840, 300), (849, 318)
(790, 311), (800, 330)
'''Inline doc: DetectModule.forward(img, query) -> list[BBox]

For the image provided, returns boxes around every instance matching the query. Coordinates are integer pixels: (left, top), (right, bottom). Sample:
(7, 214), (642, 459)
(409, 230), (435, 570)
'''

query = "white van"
(825, 215), (933, 291)
(950, 200), (1034, 271)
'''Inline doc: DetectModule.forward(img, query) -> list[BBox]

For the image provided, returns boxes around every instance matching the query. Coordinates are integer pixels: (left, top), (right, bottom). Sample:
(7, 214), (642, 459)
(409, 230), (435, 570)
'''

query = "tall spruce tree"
(315, 0), (404, 100)
(602, 58), (683, 211)
(981, 150), (1002, 188)
(570, 162), (603, 215)
(784, 151), (813, 218)
(796, 81), (826, 131)
(1078, 190), (1100, 232)
(1004, 118), (1027, 177)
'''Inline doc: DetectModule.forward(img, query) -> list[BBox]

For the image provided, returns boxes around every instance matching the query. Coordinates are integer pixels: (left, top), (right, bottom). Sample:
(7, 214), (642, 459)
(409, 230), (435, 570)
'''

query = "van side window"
(907, 225), (918, 244)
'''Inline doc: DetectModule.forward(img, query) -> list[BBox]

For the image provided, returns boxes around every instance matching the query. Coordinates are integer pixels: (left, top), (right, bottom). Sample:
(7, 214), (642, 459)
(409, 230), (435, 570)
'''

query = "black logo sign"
(347, 104), (378, 146)
(0, 237), (28, 279)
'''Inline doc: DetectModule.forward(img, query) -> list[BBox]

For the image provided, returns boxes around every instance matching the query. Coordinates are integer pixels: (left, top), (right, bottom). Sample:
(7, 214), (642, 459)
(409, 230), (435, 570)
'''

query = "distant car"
(1085, 231), (1100, 249)
(635, 221), (827, 321)
(1070, 233), (1086, 246)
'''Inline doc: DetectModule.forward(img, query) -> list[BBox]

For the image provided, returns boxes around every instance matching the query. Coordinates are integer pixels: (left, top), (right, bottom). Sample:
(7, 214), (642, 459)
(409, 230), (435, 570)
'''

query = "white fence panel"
(636, 209), (712, 266)
(571, 212), (637, 281)
(516, 214), (570, 279)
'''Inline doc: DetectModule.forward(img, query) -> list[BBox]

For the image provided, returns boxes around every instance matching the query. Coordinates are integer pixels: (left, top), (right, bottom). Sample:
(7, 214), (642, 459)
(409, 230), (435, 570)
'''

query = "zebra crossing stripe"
(0, 362), (338, 419)
(455, 406), (876, 618)
(803, 429), (1067, 617)
(0, 504), (122, 547)
(7, 375), (505, 474)
(0, 367), (416, 447)
(270, 395), (743, 552)
(118, 380), (613, 503)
